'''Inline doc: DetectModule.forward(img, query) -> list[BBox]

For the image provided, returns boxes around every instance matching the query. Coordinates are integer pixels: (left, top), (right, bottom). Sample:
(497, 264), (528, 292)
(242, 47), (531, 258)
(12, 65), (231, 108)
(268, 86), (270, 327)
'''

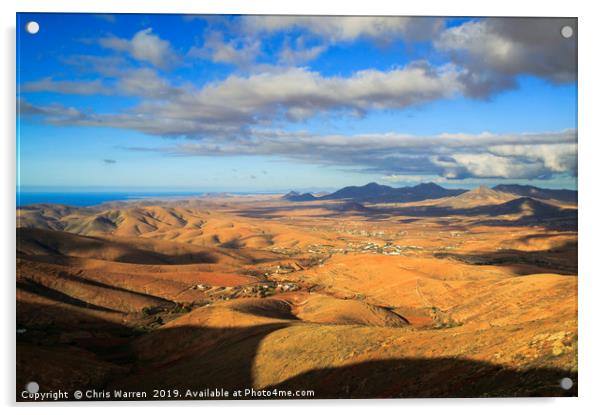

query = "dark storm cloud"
(435, 18), (577, 97)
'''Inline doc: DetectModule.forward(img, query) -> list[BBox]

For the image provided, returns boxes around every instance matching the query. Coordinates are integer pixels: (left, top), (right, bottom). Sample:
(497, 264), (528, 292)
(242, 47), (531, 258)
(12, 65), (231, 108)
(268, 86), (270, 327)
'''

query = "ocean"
(16, 191), (206, 207)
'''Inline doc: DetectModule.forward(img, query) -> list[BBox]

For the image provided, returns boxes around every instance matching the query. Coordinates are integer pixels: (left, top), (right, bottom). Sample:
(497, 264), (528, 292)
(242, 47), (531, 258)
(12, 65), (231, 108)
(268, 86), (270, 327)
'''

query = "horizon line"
(16, 181), (578, 194)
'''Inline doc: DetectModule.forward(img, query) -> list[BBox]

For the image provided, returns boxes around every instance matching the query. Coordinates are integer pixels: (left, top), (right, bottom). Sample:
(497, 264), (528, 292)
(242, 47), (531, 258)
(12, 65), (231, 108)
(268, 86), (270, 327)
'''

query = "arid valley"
(15, 183), (577, 399)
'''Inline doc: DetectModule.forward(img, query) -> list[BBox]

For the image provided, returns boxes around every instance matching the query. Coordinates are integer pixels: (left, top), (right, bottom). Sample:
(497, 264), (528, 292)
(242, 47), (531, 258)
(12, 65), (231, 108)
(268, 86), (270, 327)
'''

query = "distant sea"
(16, 191), (206, 207)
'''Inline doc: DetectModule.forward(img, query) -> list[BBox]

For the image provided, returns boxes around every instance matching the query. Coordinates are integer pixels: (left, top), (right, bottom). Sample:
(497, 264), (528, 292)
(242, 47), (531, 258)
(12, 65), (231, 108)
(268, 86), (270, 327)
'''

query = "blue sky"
(17, 14), (577, 192)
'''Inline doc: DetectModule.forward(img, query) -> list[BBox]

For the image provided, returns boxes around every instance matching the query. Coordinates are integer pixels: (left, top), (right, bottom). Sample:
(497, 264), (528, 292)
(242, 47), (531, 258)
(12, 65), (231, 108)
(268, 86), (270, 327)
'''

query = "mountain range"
(492, 184), (577, 203)
(284, 182), (577, 205)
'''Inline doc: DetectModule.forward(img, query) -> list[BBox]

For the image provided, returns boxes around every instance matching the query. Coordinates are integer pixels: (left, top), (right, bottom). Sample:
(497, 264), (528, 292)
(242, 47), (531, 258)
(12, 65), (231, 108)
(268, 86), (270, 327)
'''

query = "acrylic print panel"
(16, 13), (577, 401)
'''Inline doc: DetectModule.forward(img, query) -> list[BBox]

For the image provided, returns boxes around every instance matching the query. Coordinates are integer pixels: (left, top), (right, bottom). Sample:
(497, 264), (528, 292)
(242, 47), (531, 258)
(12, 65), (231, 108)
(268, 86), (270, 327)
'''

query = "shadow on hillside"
(16, 299), (137, 397)
(234, 200), (577, 231)
(434, 240), (578, 275)
(115, 324), (577, 399)
(56, 272), (173, 305)
(17, 280), (121, 313)
(17, 227), (220, 265)
(17, 309), (578, 400)
(234, 202), (375, 220)
(472, 216), (577, 231)
(272, 356), (577, 398)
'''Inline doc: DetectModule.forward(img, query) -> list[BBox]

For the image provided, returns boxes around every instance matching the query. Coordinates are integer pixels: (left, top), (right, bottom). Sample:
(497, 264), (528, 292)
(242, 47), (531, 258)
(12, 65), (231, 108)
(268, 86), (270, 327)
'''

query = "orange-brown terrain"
(16, 186), (578, 399)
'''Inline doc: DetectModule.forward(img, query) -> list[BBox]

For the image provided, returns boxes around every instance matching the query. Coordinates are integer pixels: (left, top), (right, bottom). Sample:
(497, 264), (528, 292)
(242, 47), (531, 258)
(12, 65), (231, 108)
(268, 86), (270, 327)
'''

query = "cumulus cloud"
(433, 153), (528, 179)
(243, 16), (444, 44)
(278, 37), (328, 65)
(488, 143), (577, 174)
(21, 63), (462, 137)
(435, 18), (577, 97)
(21, 78), (106, 95)
(188, 31), (262, 68)
(99, 28), (178, 70)
(21, 68), (180, 99)
(186, 16), (443, 67)
(18, 98), (84, 120)
(61, 54), (129, 77)
(190, 63), (460, 123)
(116, 68), (180, 98)
(130, 128), (576, 181)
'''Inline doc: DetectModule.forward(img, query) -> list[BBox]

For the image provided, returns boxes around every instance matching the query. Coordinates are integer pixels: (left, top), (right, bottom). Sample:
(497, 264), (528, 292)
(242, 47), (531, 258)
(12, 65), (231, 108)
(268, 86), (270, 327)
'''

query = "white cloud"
(278, 37), (327, 65)
(20, 78), (106, 95)
(489, 143), (577, 173)
(21, 68), (180, 99)
(19, 98), (83, 120)
(99, 28), (178, 70)
(181, 63), (462, 125)
(188, 31), (262, 68)
(428, 139), (577, 180)
(27, 63), (459, 137)
(61, 54), (129, 77)
(186, 16), (443, 68)
(117, 68), (179, 98)
(243, 16), (444, 43)
(436, 153), (522, 179)
(138, 129), (577, 181)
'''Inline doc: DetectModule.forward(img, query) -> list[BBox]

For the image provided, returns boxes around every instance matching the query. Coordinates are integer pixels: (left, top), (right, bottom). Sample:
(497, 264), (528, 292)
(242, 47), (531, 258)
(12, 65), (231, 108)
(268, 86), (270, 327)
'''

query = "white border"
(2, 1), (601, 414)
(3, 0), (585, 16)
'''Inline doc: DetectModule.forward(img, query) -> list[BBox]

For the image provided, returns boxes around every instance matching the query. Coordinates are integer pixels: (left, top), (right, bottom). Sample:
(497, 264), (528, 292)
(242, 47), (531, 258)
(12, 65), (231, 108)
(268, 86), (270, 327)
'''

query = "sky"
(16, 14), (578, 192)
